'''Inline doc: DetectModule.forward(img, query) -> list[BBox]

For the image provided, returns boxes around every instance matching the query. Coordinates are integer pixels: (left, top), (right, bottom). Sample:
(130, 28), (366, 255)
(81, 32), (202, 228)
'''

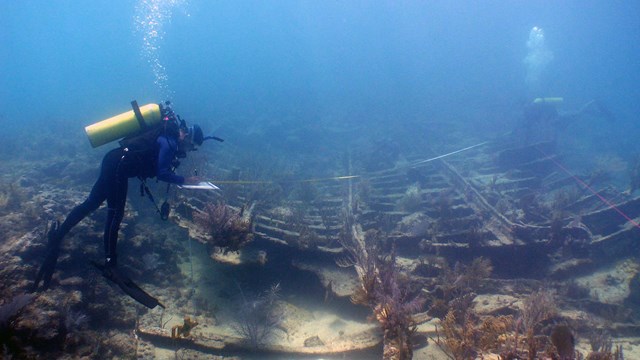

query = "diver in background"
(521, 27), (615, 143)
(31, 111), (204, 309)
(520, 98), (615, 144)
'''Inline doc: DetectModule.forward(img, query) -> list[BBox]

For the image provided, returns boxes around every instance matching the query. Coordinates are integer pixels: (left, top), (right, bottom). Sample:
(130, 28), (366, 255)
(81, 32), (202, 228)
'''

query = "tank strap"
(131, 100), (147, 131)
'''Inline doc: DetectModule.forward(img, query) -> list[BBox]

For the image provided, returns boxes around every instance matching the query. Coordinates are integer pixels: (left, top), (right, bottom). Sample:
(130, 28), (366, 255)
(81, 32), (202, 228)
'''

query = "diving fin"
(92, 261), (165, 309)
(31, 221), (62, 292)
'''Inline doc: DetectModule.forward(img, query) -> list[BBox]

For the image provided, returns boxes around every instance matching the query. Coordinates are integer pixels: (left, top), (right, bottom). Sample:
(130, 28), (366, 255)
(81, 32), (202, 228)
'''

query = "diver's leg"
(99, 175), (164, 310)
(103, 172), (128, 268)
(96, 156), (164, 309)
(31, 149), (120, 292)
(58, 149), (122, 237)
(56, 186), (107, 238)
(32, 196), (106, 291)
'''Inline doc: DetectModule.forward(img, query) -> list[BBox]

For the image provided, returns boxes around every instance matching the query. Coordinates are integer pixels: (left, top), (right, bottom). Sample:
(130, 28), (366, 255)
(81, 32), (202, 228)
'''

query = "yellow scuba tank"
(533, 97), (563, 105)
(85, 103), (162, 148)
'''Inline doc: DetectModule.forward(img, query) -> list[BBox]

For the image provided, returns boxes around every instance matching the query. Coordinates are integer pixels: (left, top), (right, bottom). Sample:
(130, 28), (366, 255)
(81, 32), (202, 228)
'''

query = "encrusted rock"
(303, 335), (325, 347)
(474, 294), (520, 316)
(59, 276), (85, 287)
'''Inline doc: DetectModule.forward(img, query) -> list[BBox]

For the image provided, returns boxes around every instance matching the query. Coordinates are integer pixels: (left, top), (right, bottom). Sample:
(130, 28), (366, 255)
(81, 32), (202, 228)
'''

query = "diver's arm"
(156, 137), (185, 184)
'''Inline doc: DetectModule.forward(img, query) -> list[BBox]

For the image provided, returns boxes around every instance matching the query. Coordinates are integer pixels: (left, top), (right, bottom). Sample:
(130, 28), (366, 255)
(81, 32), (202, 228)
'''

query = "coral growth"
(193, 201), (255, 252)
(171, 316), (198, 339)
(374, 250), (425, 360)
(396, 183), (422, 212)
(586, 347), (624, 360)
(339, 224), (424, 360)
(585, 329), (625, 360)
(63, 308), (89, 333)
(430, 287), (563, 360)
(233, 283), (282, 349)
(519, 289), (558, 359)
(429, 264), (513, 360)
(550, 324), (575, 359)
(435, 308), (478, 359)
(423, 257), (532, 359)
(435, 307), (514, 360)
(426, 257), (493, 319)
(0, 293), (34, 330)
(492, 289), (559, 360)
(587, 328), (613, 354)
(141, 252), (163, 271)
(0, 182), (26, 215)
(0, 293), (35, 357)
(291, 225), (322, 250)
(61, 306), (90, 351)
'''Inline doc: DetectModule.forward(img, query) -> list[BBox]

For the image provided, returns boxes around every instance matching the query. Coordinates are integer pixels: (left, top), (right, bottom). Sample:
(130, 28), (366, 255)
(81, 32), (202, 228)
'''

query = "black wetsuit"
(55, 135), (185, 268)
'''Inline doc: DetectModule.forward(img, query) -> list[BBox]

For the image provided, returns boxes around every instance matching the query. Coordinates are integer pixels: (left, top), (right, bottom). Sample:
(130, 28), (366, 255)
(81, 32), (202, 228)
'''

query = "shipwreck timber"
(160, 138), (640, 358)
(239, 139), (640, 278)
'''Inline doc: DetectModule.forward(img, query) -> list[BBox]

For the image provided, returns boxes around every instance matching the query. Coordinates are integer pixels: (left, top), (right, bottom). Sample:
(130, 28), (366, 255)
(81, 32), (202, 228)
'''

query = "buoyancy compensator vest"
(119, 101), (181, 179)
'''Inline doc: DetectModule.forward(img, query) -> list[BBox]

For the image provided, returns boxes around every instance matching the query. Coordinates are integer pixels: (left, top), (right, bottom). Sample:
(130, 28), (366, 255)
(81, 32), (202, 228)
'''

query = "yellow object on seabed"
(85, 103), (162, 148)
(533, 97), (564, 105)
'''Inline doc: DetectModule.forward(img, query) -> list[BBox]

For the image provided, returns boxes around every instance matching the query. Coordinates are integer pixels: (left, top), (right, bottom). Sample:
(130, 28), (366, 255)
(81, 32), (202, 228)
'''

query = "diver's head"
(188, 124), (204, 146)
(178, 124), (204, 155)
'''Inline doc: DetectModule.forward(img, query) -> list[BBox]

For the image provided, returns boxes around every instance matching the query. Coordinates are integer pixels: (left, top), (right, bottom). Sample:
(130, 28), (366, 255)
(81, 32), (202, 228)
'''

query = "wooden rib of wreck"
(163, 138), (640, 356)
(245, 140), (640, 278)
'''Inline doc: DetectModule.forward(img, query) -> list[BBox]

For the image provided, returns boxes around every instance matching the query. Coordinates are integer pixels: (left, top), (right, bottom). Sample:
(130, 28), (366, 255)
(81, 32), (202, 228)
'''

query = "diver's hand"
(184, 176), (202, 185)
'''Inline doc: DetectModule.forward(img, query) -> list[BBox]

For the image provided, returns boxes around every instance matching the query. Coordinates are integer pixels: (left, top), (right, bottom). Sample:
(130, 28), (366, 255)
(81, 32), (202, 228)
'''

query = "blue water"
(2, 0), (639, 160)
(2, 2), (640, 358)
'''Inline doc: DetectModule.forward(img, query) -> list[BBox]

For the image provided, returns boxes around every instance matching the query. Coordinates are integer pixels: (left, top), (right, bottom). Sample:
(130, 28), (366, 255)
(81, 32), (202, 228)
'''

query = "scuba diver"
(31, 101), (207, 309)
(520, 97), (615, 144)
